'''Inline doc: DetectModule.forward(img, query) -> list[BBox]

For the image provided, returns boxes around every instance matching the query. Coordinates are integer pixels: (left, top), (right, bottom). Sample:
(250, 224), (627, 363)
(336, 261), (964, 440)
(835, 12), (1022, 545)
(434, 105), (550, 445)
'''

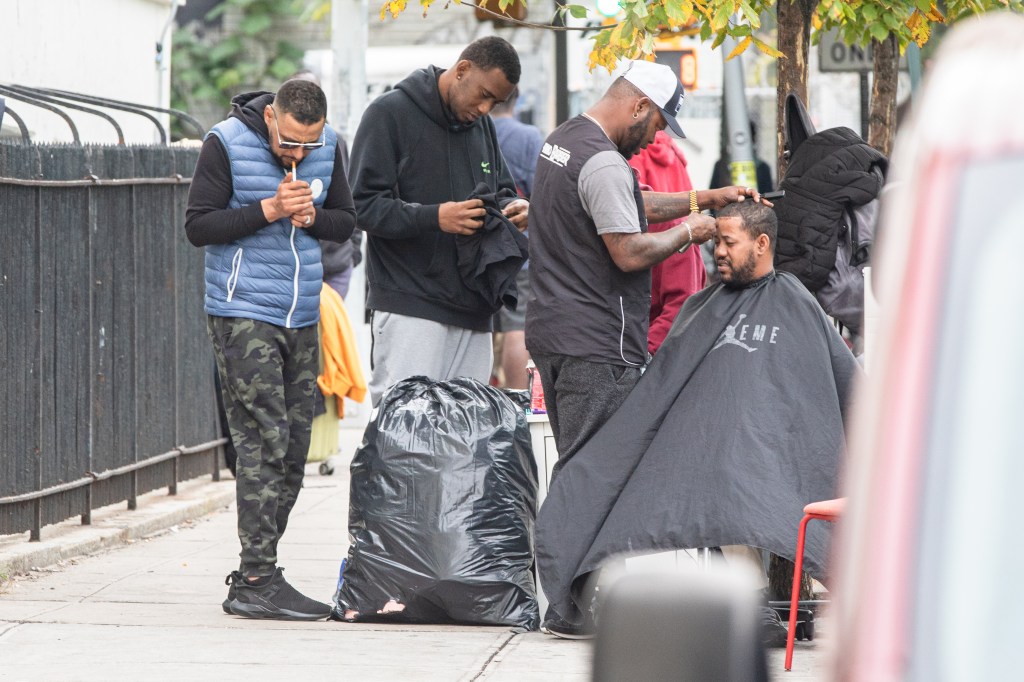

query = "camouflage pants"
(207, 315), (319, 577)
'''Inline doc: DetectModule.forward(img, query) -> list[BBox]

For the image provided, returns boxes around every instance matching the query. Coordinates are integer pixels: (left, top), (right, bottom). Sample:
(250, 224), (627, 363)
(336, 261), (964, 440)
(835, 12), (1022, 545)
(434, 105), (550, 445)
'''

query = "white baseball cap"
(620, 60), (686, 138)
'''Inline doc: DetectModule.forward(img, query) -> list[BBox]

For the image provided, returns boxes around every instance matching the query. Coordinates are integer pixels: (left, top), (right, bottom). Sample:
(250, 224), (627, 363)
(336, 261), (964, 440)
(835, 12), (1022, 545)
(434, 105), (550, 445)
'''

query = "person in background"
(491, 86), (544, 198)
(627, 130), (706, 355)
(185, 78), (356, 620)
(319, 130), (362, 301)
(709, 118), (774, 194)
(350, 36), (528, 405)
(321, 228), (363, 299)
(490, 86), (544, 389)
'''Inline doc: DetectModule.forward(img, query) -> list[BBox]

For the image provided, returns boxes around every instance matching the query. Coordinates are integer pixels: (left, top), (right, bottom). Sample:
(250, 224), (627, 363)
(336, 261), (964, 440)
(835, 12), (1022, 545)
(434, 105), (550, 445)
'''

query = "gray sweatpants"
(368, 311), (493, 405)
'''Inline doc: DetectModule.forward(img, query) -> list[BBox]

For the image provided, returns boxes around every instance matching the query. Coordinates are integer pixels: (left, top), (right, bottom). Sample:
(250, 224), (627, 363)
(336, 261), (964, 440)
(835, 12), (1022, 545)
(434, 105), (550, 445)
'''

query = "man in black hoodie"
(350, 36), (528, 404)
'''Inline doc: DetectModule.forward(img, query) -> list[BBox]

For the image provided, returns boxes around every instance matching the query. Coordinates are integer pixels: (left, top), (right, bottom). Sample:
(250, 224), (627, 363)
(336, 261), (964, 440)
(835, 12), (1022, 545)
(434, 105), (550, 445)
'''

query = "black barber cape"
(535, 271), (861, 621)
(456, 183), (529, 313)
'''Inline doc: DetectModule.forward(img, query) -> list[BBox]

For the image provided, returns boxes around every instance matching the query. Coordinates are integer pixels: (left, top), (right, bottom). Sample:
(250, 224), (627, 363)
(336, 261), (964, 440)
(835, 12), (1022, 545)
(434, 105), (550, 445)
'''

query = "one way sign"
(818, 30), (908, 73)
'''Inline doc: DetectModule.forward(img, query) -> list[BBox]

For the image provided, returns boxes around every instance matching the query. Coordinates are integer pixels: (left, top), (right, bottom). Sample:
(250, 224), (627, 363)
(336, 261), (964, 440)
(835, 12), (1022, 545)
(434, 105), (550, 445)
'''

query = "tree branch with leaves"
(171, 0), (311, 137)
(376, 0), (1021, 74)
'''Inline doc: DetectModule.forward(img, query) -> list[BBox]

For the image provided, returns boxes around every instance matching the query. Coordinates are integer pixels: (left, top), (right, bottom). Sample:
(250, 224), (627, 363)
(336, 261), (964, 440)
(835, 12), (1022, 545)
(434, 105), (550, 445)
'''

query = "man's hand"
(438, 199), (486, 235)
(705, 186), (773, 210)
(290, 208), (315, 229)
(502, 199), (529, 232)
(262, 172), (314, 224)
(685, 213), (717, 244)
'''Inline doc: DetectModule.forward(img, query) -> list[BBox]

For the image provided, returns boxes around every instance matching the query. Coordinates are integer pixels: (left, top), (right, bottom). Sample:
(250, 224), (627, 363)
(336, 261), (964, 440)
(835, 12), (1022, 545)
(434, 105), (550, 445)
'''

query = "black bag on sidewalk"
(332, 377), (539, 629)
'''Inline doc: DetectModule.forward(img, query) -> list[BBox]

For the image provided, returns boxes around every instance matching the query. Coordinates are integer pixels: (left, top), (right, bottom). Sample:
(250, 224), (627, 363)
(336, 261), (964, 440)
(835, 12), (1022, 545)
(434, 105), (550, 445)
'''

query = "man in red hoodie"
(628, 130), (707, 354)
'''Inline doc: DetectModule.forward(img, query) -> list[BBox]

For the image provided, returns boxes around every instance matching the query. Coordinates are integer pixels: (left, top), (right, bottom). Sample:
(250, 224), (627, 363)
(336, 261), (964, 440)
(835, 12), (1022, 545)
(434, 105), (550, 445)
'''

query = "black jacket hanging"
(773, 127), (887, 292)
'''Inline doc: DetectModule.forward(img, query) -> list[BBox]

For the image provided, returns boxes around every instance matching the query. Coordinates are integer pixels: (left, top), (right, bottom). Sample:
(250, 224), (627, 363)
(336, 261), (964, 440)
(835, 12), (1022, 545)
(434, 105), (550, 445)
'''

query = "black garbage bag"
(332, 376), (539, 629)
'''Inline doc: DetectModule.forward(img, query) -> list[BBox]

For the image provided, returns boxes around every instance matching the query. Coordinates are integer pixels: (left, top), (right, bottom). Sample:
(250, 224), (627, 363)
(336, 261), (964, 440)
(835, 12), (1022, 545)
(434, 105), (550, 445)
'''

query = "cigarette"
(292, 161), (297, 183)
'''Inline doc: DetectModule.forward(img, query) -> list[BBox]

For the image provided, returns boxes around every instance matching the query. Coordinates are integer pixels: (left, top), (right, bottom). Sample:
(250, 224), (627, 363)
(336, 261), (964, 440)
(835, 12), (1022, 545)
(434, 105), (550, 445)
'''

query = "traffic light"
(678, 48), (698, 90)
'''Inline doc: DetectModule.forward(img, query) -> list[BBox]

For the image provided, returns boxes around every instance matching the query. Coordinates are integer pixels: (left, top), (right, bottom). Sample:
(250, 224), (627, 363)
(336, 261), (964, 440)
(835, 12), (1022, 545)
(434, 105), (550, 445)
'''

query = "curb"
(0, 478), (236, 578)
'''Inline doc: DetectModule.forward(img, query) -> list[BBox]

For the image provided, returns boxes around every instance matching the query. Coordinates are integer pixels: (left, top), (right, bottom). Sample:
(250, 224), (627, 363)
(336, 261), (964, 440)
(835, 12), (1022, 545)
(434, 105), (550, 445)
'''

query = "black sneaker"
(228, 568), (331, 621)
(223, 570), (244, 614)
(759, 606), (789, 649)
(540, 614), (595, 640)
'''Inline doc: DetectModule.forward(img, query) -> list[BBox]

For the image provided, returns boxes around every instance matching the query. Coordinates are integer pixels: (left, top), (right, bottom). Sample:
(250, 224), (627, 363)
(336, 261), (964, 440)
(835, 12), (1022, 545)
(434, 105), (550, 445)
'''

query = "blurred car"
(831, 13), (1024, 681)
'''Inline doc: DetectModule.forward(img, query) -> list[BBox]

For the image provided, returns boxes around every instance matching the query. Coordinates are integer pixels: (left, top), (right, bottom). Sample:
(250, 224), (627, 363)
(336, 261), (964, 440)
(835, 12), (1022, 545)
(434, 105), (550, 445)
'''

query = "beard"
(619, 112), (652, 158)
(271, 150), (295, 168)
(444, 81), (477, 125)
(719, 249), (759, 289)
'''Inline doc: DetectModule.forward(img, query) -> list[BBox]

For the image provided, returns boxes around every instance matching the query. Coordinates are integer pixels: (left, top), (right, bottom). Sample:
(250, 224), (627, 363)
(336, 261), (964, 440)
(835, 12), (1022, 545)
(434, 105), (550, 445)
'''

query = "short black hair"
(459, 36), (521, 84)
(717, 201), (777, 251)
(274, 79), (327, 125)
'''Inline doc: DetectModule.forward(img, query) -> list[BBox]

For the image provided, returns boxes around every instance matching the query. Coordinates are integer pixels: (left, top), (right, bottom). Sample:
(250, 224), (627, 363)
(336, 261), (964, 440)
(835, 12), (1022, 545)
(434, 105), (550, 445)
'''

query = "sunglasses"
(270, 106), (325, 150)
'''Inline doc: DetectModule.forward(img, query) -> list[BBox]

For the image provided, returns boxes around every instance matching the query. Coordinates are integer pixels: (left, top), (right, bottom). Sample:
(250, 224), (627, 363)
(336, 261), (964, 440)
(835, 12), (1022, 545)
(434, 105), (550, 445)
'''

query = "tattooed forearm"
(640, 191), (690, 224)
(602, 227), (689, 272)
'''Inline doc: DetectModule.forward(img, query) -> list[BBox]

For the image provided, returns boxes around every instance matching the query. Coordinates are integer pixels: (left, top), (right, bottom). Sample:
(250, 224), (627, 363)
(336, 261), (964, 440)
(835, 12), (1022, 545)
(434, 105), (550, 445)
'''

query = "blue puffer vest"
(204, 117), (337, 328)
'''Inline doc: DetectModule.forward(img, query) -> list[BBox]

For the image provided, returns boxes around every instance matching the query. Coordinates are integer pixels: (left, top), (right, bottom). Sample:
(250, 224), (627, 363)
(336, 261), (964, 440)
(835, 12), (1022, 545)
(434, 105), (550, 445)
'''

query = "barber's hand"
(685, 213), (717, 244)
(707, 186), (772, 209)
(263, 172), (313, 223)
(502, 199), (529, 232)
(438, 199), (486, 235)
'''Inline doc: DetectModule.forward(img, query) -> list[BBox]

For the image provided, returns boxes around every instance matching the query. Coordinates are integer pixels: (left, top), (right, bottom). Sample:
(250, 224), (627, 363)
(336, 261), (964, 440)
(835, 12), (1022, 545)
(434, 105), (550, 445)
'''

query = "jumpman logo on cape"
(712, 314), (758, 353)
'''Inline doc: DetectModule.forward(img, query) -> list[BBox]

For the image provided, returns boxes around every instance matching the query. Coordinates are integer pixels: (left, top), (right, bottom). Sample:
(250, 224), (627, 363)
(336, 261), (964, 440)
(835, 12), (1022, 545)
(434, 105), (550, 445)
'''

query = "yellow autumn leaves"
(376, 0), (1021, 72)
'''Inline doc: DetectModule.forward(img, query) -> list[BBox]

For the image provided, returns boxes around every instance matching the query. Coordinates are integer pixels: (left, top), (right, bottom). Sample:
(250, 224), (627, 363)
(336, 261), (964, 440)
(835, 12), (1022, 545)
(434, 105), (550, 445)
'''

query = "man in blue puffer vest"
(185, 79), (356, 620)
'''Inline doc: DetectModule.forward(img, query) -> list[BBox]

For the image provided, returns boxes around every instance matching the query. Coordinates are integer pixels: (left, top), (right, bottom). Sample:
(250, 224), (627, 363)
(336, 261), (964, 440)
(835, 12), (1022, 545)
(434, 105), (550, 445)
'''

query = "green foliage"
(171, 0), (312, 138)
(584, 0), (1023, 68)
(813, 0), (1022, 52)
(560, 0), (782, 71)
(373, 0), (1023, 73)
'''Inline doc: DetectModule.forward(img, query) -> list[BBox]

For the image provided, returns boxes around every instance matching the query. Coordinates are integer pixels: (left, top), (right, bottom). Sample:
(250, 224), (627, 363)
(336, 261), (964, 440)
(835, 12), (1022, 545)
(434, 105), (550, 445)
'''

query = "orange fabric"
(317, 283), (367, 414)
(803, 497), (846, 519)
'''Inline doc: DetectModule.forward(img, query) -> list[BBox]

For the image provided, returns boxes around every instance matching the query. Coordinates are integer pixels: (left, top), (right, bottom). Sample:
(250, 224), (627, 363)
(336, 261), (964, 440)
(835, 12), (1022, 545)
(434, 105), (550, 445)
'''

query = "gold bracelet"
(689, 189), (699, 213)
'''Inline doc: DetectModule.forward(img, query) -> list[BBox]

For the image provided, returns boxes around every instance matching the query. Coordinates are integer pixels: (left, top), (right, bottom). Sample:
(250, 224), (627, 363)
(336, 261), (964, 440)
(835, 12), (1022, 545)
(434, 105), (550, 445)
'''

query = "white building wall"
(0, 0), (180, 144)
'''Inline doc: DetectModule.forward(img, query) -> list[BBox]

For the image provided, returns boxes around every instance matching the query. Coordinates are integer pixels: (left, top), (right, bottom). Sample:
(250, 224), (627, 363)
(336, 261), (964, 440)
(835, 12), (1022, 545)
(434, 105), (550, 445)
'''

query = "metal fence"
(0, 141), (226, 540)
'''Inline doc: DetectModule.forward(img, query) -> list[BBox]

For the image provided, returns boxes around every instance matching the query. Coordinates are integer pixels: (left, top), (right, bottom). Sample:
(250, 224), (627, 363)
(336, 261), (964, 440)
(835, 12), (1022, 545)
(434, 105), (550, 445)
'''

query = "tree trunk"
(768, 553), (813, 602)
(770, 0), (816, 605)
(869, 34), (899, 156)
(775, 0), (813, 179)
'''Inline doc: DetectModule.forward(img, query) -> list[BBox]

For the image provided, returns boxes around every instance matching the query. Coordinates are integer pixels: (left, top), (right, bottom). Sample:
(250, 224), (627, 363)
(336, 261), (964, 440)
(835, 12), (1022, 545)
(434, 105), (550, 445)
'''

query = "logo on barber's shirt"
(540, 143), (571, 167)
(711, 314), (781, 354)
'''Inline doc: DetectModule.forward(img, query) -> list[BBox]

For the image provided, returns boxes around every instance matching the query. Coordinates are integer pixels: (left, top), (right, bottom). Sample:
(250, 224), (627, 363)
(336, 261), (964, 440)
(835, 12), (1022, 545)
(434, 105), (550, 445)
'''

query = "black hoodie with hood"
(185, 91), (355, 248)
(350, 66), (519, 331)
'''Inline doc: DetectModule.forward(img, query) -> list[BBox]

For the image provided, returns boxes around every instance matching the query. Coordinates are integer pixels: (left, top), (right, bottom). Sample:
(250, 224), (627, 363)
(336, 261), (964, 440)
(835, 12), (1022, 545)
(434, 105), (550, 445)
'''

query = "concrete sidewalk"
(0, 428), (827, 681)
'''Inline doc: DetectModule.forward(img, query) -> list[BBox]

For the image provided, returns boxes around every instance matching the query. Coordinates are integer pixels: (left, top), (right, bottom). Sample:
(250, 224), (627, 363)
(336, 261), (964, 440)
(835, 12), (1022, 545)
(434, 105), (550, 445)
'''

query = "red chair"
(785, 497), (845, 671)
